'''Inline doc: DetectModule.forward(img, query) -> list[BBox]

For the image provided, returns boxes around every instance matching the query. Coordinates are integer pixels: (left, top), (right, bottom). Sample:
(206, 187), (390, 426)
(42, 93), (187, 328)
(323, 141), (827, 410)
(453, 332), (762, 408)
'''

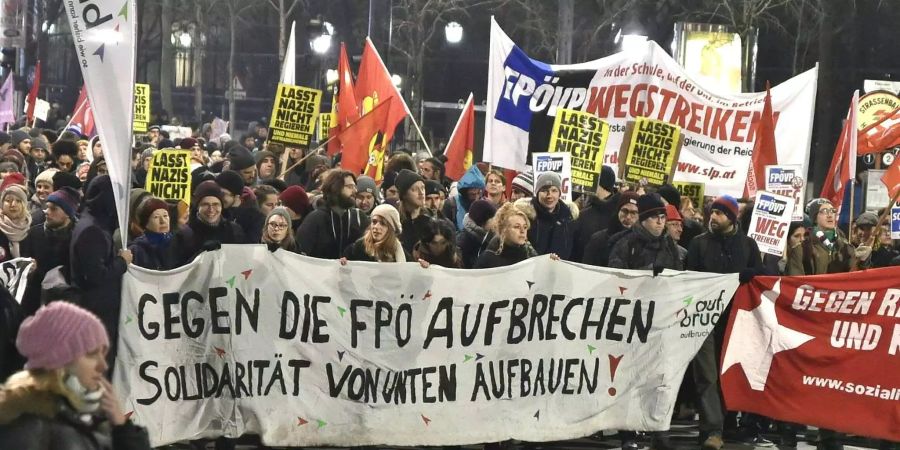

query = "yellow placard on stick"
(548, 108), (610, 192)
(133, 83), (150, 133)
(619, 117), (683, 186)
(317, 111), (334, 142)
(145, 149), (192, 204)
(672, 181), (705, 211)
(269, 83), (322, 147)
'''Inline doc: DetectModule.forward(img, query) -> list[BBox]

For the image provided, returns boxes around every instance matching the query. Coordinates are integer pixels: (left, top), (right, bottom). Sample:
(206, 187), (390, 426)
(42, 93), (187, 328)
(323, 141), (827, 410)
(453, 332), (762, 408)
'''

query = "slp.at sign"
(133, 83), (150, 133)
(891, 207), (900, 240)
(764, 165), (805, 221)
(619, 117), (682, 186)
(145, 148), (191, 204)
(269, 83), (322, 147)
(747, 191), (795, 257)
(548, 108), (610, 192)
(532, 152), (572, 201)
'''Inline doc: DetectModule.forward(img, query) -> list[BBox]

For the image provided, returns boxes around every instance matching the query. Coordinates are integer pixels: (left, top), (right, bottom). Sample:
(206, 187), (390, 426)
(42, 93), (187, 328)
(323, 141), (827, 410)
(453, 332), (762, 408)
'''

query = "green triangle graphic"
(337, 306), (347, 317)
(587, 344), (596, 354)
(463, 354), (473, 362)
(226, 276), (236, 288)
(118, 1), (128, 19)
(316, 419), (327, 428)
(683, 296), (693, 307)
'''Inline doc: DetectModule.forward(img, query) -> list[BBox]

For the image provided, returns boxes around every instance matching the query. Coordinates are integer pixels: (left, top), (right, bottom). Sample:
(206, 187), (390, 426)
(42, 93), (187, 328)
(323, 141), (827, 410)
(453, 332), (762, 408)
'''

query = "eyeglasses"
(818, 208), (837, 215)
(267, 223), (288, 230)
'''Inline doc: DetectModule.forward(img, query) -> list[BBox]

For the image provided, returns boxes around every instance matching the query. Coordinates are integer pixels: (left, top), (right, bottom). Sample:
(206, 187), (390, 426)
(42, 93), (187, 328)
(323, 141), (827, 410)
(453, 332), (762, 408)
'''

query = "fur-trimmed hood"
(0, 385), (62, 425)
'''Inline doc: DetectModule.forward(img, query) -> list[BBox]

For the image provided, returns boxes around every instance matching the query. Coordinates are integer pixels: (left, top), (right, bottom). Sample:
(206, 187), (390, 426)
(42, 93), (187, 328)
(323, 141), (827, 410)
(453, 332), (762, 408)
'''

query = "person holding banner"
(0, 302), (151, 449)
(475, 203), (538, 268)
(172, 180), (246, 266)
(217, 170), (265, 245)
(261, 207), (300, 253)
(128, 198), (178, 271)
(581, 191), (640, 267)
(685, 195), (766, 449)
(341, 204), (407, 263)
(787, 199), (854, 276)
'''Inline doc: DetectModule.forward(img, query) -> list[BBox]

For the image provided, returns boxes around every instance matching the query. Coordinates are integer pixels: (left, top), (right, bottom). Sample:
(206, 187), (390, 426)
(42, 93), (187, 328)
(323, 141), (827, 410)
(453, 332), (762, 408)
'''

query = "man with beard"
(581, 191), (639, 267)
(297, 169), (370, 258)
(607, 193), (682, 450)
(424, 180), (446, 217)
(20, 187), (80, 316)
(685, 195), (765, 450)
(215, 170), (265, 244)
(227, 146), (257, 187)
(173, 180), (246, 265)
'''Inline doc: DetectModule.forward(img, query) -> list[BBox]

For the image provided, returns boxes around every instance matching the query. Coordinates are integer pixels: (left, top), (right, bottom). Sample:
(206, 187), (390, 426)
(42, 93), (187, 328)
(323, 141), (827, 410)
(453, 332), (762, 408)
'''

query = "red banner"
(721, 268), (900, 442)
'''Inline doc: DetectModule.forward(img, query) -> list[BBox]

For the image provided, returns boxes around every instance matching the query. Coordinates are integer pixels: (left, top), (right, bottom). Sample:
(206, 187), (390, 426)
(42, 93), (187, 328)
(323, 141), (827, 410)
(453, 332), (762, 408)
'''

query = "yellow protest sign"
(548, 108), (610, 192)
(269, 83), (322, 147)
(318, 111), (334, 142)
(145, 149), (191, 204)
(133, 83), (150, 133)
(672, 181), (705, 212)
(620, 117), (682, 186)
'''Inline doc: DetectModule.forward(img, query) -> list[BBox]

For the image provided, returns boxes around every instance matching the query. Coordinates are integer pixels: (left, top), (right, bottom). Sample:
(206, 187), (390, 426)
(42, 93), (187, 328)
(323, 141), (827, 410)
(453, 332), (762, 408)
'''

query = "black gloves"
(267, 243), (280, 253)
(201, 240), (222, 252)
(652, 265), (665, 276)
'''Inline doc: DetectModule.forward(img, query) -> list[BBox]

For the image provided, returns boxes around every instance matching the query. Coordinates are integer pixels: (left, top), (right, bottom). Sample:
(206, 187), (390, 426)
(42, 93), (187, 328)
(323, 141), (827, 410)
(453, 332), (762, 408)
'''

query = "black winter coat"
(69, 209), (127, 352)
(581, 214), (629, 267)
(297, 206), (370, 259)
(0, 387), (150, 450)
(685, 226), (763, 274)
(608, 224), (683, 271)
(128, 234), (180, 271)
(172, 213), (246, 266)
(474, 239), (537, 268)
(457, 215), (494, 269)
(399, 213), (434, 255)
(225, 204), (265, 245)
(528, 198), (576, 260)
(572, 193), (619, 261)
(20, 223), (74, 316)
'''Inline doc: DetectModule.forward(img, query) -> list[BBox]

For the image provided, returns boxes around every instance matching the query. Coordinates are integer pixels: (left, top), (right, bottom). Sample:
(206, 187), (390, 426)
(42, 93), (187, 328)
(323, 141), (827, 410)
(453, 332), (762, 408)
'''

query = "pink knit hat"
(16, 302), (109, 370)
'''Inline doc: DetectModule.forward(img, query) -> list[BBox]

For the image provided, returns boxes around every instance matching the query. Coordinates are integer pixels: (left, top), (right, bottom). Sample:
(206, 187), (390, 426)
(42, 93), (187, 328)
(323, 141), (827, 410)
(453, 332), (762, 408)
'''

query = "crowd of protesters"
(0, 117), (897, 450)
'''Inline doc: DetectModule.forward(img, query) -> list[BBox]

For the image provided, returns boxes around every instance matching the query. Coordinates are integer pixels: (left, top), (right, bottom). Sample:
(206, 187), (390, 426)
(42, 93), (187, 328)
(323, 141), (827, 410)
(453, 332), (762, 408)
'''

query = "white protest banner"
(115, 247), (739, 447)
(64, 0), (137, 238)
(747, 191), (795, 257)
(0, 257), (34, 304)
(532, 151), (572, 201)
(484, 18), (818, 196)
(764, 165), (805, 222)
(33, 99), (50, 122)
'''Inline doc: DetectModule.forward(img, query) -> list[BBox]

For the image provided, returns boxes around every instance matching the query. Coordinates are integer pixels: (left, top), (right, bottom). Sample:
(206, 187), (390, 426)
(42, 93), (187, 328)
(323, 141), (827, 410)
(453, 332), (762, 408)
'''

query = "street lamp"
(311, 21), (333, 55)
(391, 74), (402, 88)
(325, 69), (339, 85)
(445, 22), (463, 44)
(616, 17), (647, 53)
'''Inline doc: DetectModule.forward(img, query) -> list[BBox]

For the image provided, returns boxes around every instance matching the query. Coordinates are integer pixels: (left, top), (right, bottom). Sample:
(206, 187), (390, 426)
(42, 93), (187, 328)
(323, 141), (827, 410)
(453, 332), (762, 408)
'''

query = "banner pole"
(848, 178), (856, 243)
(278, 136), (336, 179)
(408, 115), (432, 156)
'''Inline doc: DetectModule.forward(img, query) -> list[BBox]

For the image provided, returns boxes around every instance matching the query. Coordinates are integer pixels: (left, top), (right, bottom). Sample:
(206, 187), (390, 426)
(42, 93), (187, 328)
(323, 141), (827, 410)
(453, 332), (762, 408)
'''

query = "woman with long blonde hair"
(475, 203), (538, 268)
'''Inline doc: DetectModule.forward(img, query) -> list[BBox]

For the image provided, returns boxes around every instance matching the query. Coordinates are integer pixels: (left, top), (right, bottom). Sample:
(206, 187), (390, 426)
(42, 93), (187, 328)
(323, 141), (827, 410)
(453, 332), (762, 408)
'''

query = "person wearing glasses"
(173, 180), (246, 265)
(582, 191), (640, 267)
(787, 198), (854, 276)
(261, 207), (299, 253)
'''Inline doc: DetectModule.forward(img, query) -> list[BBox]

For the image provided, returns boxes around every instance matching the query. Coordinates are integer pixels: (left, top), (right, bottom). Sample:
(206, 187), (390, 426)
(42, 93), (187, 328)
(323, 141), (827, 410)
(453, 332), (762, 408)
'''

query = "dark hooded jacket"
(608, 223), (683, 271)
(297, 204), (370, 259)
(68, 176), (127, 355)
(172, 210), (246, 266)
(686, 223), (763, 274)
(523, 197), (577, 260)
(20, 221), (75, 316)
(474, 235), (538, 268)
(443, 166), (486, 230)
(582, 213), (628, 267)
(0, 384), (151, 450)
(457, 214), (495, 269)
(128, 232), (180, 271)
(572, 192), (620, 261)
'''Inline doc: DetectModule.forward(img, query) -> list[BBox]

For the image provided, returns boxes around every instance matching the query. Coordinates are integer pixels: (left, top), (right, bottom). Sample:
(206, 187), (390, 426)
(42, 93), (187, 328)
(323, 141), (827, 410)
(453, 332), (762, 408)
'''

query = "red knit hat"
(138, 198), (171, 228)
(17, 302), (109, 370)
(279, 185), (311, 217)
(665, 204), (682, 222)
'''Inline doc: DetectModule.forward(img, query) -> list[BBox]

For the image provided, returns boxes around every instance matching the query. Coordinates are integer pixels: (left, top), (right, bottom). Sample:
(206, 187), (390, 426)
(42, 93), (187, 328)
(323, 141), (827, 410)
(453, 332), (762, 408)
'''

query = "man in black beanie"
(226, 146), (257, 186)
(217, 170), (265, 244)
(573, 165), (620, 261)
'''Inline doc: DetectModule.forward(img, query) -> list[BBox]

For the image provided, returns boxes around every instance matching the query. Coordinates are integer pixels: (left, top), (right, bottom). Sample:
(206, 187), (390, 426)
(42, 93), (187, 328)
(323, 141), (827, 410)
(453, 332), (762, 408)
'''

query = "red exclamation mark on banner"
(608, 354), (624, 396)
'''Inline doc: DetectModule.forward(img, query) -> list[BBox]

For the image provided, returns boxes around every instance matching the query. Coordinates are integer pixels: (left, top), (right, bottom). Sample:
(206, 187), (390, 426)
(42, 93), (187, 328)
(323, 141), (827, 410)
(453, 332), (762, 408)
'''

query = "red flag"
(339, 96), (394, 175)
(881, 153), (900, 201)
(65, 85), (95, 137)
(354, 38), (409, 146)
(444, 93), (475, 181)
(820, 91), (859, 210)
(25, 60), (41, 123)
(858, 106), (900, 155)
(721, 272), (900, 442)
(743, 84), (778, 198)
(327, 43), (359, 156)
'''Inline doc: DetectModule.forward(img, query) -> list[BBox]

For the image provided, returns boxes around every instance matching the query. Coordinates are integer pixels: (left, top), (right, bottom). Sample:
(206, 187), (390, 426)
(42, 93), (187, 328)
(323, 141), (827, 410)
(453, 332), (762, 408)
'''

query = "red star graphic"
(618, 286), (627, 295)
(214, 346), (226, 358)
(422, 290), (432, 301)
(241, 269), (252, 280)
(297, 417), (308, 426)
(421, 414), (431, 426)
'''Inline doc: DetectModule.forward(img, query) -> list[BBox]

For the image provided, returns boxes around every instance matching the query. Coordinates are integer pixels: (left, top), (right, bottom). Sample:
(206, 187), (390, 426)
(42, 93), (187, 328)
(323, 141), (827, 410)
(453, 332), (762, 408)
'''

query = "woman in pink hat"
(0, 301), (150, 449)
